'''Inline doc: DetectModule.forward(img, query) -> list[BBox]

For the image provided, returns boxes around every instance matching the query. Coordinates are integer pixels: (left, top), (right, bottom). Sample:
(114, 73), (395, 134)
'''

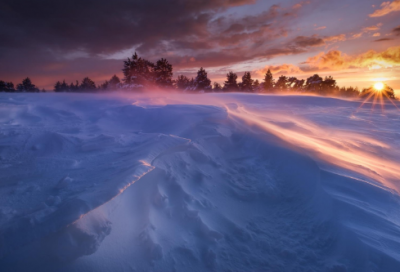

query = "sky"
(0, 0), (399, 93)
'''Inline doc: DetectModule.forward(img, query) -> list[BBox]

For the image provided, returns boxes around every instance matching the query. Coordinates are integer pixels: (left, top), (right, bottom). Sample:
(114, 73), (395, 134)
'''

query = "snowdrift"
(0, 93), (400, 272)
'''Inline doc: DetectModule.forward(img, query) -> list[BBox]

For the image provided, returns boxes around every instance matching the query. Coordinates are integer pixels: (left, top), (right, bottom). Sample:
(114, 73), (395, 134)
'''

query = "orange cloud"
(292, 1), (311, 9)
(369, 0), (400, 17)
(257, 64), (302, 75)
(352, 23), (383, 39)
(363, 23), (383, 32)
(304, 46), (400, 70)
(323, 34), (346, 42)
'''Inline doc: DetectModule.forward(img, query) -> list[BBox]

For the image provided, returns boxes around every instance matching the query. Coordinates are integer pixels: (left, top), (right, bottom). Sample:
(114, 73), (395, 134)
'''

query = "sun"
(374, 82), (384, 91)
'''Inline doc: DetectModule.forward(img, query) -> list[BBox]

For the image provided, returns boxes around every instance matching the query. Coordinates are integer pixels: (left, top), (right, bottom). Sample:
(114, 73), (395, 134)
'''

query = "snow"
(0, 92), (400, 271)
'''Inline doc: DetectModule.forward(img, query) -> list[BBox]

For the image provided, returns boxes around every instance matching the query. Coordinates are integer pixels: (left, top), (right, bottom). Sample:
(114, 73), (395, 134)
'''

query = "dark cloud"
(374, 38), (394, 42)
(0, 0), (259, 87)
(393, 25), (400, 36)
(0, 0), (321, 88)
(1, 0), (258, 54)
(292, 35), (325, 47)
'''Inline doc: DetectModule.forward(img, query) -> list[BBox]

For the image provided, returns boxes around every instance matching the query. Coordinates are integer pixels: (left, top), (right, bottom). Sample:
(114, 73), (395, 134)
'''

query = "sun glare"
(374, 82), (384, 91)
(357, 81), (398, 112)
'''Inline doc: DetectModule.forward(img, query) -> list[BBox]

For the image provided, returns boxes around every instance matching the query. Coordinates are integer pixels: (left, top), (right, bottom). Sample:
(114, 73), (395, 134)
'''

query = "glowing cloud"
(369, 0), (400, 17)
(304, 46), (400, 70)
(363, 23), (383, 32)
(323, 34), (346, 42)
(257, 64), (303, 75)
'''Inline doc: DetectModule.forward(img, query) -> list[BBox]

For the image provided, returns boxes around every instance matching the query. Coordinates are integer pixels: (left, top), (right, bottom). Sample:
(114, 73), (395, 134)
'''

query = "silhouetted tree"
(321, 76), (337, 94)
(154, 58), (173, 88)
(99, 75), (121, 91)
(305, 74), (323, 93)
(54, 80), (77, 92)
(0, 80), (13, 92)
(224, 71), (239, 92)
(263, 69), (274, 91)
(6, 82), (15, 92)
(340, 86), (360, 97)
(291, 78), (305, 90)
(60, 80), (69, 92)
(0, 81), (16, 92)
(122, 52), (155, 88)
(80, 77), (96, 91)
(108, 75), (121, 89)
(188, 78), (195, 91)
(0, 80), (5, 91)
(17, 77), (39, 92)
(70, 81), (79, 92)
(99, 81), (109, 90)
(193, 67), (211, 92)
(275, 75), (288, 91)
(176, 75), (191, 91)
(241, 72), (254, 92)
(213, 82), (222, 92)
(287, 77), (298, 90)
(123, 52), (138, 84)
(54, 81), (62, 92)
(253, 79), (260, 91)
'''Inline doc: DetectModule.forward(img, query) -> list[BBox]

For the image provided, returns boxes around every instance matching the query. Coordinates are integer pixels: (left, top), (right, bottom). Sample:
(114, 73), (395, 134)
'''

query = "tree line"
(0, 52), (396, 99)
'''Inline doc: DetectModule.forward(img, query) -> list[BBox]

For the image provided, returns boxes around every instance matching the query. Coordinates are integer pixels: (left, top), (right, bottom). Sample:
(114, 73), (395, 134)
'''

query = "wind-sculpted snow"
(0, 93), (400, 272)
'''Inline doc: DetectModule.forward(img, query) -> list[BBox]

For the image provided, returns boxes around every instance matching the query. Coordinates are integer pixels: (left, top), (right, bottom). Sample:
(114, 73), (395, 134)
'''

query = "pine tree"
(80, 77), (96, 91)
(69, 81), (79, 92)
(6, 82), (15, 92)
(287, 77), (297, 90)
(60, 80), (68, 92)
(321, 76), (337, 94)
(137, 57), (155, 84)
(253, 79), (260, 90)
(154, 58), (173, 88)
(176, 75), (190, 90)
(287, 77), (305, 91)
(193, 67), (211, 92)
(122, 52), (154, 87)
(305, 74), (323, 93)
(263, 69), (274, 91)
(224, 71), (239, 92)
(74, 80), (79, 91)
(54, 81), (62, 92)
(188, 78), (195, 91)
(100, 81), (109, 90)
(108, 75), (121, 89)
(17, 77), (39, 92)
(213, 82), (222, 92)
(241, 72), (254, 92)
(0, 80), (6, 92)
(122, 53), (139, 84)
(275, 75), (288, 91)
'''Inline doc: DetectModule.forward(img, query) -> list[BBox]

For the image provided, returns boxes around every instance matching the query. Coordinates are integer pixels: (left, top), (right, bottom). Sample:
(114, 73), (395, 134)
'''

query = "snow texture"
(0, 92), (400, 272)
